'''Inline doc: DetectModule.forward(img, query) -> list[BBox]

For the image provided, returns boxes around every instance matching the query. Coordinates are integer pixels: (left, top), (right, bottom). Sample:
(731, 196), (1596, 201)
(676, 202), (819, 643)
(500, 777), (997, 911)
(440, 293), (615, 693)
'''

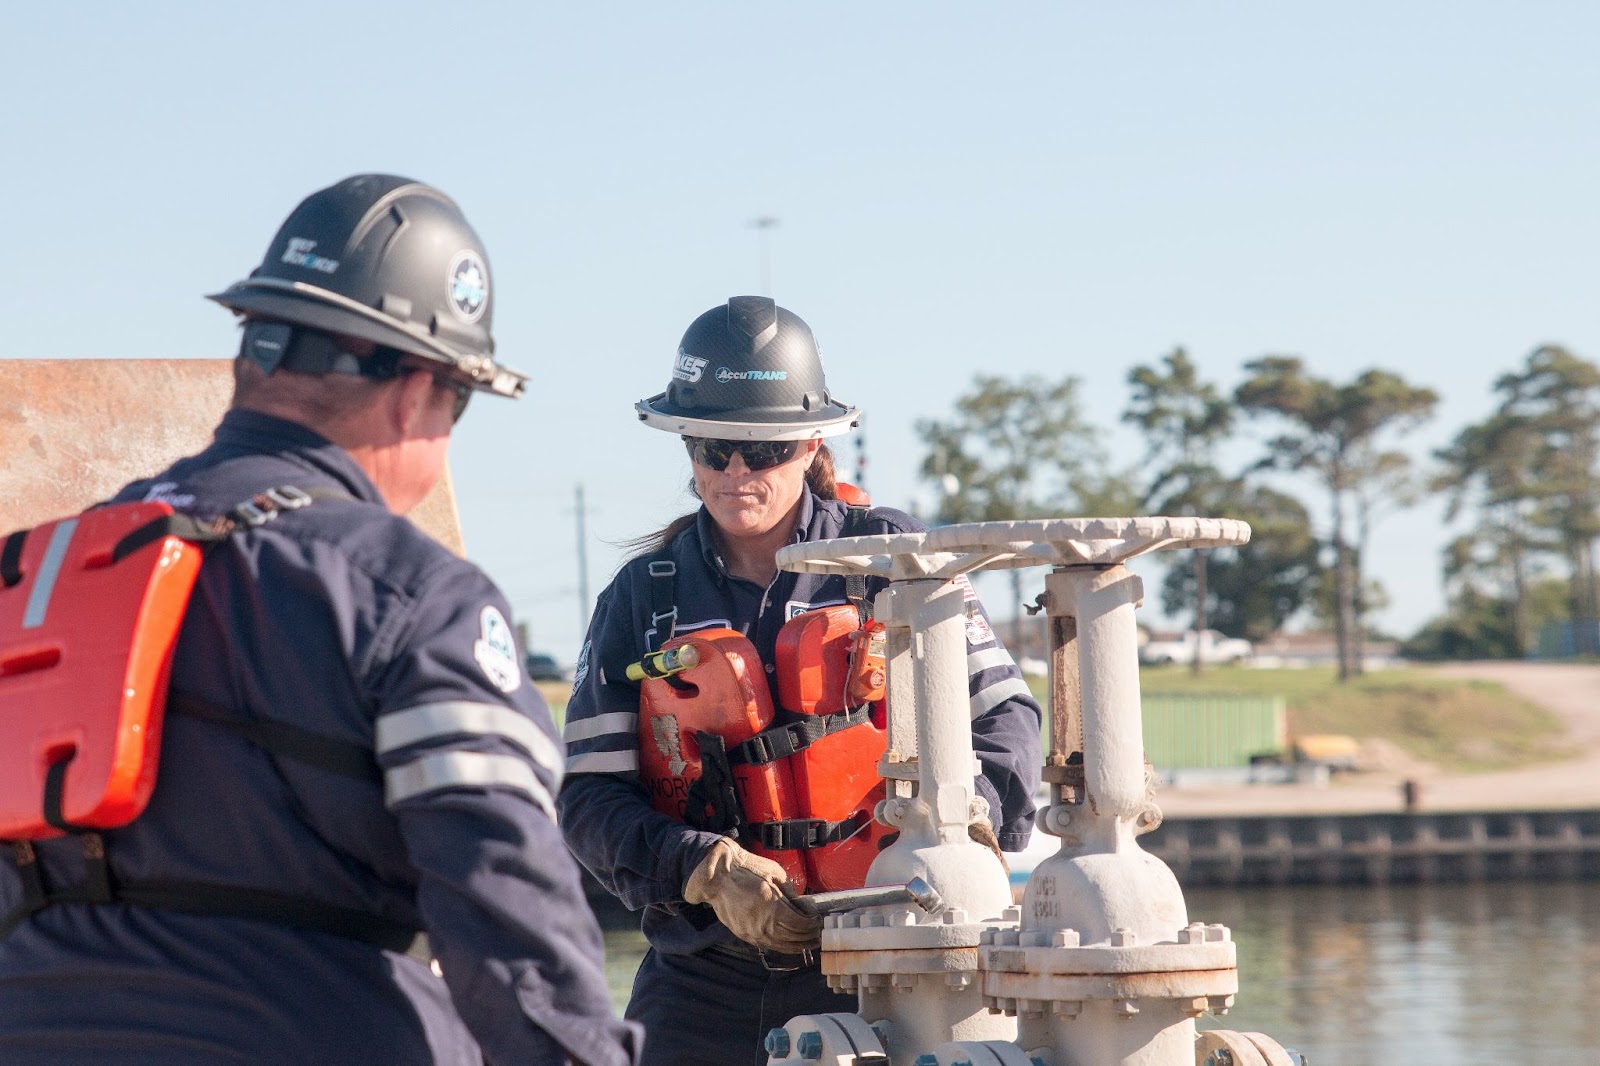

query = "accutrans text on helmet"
(715, 368), (788, 382)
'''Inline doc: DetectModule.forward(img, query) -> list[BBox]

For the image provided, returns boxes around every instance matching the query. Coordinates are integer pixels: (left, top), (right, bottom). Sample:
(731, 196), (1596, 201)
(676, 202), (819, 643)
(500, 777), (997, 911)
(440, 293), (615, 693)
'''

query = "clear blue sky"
(4, 3), (1597, 658)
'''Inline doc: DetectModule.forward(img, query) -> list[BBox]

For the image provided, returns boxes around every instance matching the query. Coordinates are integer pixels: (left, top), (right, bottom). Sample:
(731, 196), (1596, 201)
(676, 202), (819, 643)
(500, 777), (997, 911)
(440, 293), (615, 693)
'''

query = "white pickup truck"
(1139, 629), (1254, 666)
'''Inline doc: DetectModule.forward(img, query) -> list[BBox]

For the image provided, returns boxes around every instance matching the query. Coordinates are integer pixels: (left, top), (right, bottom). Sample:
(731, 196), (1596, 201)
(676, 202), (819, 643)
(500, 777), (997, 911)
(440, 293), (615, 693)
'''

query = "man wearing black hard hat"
(0, 175), (640, 1066)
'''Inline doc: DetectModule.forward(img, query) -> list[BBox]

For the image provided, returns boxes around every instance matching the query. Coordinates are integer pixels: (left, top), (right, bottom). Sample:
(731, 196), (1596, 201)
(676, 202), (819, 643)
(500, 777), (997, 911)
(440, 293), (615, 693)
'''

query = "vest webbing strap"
(683, 732), (743, 837)
(723, 705), (873, 767)
(646, 557), (678, 653)
(165, 691), (381, 784)
(841, 504), (872, 623)
(748, 810), (872, 852)
(0, 852), (425, 955)
(0, 529), (25, 589)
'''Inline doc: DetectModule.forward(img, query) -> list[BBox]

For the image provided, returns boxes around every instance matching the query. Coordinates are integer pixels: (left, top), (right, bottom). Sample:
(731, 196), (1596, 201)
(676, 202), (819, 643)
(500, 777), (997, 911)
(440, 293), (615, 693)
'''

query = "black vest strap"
(110, 485), (352, 564)
(724, 705), (873, 767)
(841, 504), (872, 623)
(683, 732), (743, 837)
(646, 556), (678, 653)
(748, 810), (872, 852)
(1, 528), (26, 589)
(165, 691), (380, 784)
(0, 869), (426, 955)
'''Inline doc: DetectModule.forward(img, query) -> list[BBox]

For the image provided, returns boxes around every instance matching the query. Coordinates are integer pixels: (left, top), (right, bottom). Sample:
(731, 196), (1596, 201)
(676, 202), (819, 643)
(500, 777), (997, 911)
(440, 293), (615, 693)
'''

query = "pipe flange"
(765, 1012), (886, 1066)
(823, 909), (1019, 979)
(1196, 1029), (1304, 1066)
(981, 924), (1236, 975)
(915, 1040), (1040, 1066)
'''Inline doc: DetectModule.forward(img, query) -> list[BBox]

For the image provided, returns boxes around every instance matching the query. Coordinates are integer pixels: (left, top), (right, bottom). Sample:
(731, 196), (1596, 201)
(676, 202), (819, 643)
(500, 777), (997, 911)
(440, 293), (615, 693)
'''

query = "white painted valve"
(775, 517), (1291, 1066)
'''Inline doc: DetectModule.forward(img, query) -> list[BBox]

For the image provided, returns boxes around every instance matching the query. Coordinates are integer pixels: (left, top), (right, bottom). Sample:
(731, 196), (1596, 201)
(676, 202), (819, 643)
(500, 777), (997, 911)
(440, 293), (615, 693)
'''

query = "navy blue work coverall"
(559, 491), (1043, 1066)
(0, 410), (641, 1066)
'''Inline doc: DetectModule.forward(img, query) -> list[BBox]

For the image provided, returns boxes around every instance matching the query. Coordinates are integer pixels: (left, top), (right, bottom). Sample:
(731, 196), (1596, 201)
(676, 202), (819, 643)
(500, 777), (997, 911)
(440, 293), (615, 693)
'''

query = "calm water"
(602, 880), (1600, 1065)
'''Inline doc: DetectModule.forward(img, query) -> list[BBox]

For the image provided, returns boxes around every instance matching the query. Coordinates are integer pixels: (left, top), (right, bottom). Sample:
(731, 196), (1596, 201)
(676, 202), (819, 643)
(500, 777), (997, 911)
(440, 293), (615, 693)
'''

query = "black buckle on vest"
(750, 811), (870, 851)
(727, 705), (873, 767)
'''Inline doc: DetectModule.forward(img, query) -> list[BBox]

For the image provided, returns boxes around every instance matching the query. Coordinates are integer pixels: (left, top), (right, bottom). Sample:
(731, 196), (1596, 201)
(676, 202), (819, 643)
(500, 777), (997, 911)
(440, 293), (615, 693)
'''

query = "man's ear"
(392, 369), (437, 436)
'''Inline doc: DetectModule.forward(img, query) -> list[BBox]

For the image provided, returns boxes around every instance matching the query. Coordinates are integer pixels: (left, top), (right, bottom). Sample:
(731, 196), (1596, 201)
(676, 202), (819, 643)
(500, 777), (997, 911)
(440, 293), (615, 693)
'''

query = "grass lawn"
(1042, 665), (1573, 773)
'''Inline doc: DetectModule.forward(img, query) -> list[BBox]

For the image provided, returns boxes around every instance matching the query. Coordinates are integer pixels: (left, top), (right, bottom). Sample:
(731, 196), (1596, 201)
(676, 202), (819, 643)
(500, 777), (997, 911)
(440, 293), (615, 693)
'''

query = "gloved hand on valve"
(683, 838), (821, 954)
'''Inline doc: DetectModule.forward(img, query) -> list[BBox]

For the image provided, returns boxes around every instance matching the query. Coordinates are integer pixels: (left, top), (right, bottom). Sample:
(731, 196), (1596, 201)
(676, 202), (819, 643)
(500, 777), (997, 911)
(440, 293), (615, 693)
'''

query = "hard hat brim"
(209, 279), (528, 398)
(635, 394), (860, 441)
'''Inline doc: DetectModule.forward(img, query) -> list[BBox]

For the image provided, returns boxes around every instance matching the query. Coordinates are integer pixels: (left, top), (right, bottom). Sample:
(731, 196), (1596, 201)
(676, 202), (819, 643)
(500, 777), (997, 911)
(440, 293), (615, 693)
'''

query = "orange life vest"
(0, 502), (205, 839)
(637, 606), (890, 894)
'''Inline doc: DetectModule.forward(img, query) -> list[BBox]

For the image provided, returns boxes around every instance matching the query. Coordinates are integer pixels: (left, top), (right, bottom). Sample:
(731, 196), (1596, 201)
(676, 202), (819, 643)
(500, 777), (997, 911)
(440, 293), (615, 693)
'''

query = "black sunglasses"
(682, 436), (801, 472)
(433, 375), (472, 424)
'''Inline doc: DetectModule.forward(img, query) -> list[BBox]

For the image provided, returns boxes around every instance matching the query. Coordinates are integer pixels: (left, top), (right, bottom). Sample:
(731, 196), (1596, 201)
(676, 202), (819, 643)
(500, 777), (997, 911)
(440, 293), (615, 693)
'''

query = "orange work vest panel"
(0, 502), (204, 840)
(637, 628), (808, 887)
(774, 605), (892, 892)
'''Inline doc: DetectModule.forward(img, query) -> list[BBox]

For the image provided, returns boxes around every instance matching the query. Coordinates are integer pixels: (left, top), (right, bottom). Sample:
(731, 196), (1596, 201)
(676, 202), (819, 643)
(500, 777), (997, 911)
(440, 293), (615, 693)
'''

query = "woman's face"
(692, 438), (821, 542)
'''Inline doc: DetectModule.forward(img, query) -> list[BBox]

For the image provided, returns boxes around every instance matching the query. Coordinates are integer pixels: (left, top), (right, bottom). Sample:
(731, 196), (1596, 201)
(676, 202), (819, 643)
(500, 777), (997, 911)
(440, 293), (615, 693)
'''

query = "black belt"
(704, 939), (816, 972)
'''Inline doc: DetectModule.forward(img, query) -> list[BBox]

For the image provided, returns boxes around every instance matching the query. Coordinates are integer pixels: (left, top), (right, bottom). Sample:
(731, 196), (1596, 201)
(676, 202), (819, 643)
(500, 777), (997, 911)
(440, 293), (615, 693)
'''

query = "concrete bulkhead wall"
(0, 359), (464, 553)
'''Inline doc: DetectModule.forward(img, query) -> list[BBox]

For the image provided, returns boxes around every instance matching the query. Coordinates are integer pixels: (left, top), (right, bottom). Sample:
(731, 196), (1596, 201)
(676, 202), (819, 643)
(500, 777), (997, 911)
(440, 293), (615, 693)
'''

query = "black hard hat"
(208, 174), (526, 398)
(635, 296), (859, 440)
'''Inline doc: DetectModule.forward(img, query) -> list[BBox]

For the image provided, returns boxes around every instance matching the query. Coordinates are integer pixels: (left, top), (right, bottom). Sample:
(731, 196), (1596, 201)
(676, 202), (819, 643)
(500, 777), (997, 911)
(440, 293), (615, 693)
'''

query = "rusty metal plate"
(0, 359), (463, 554)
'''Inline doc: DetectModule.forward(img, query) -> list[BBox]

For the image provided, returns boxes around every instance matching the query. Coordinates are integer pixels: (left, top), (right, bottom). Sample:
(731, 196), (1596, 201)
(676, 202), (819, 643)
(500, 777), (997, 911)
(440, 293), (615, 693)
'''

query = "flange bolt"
(796, 1031), (823, 1060)
(764, 1029), (790, 1058)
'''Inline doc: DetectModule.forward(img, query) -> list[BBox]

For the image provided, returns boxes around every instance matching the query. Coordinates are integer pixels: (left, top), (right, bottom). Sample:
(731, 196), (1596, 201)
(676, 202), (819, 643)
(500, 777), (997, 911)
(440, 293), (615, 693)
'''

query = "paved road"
(1155, 661), (1600, 817)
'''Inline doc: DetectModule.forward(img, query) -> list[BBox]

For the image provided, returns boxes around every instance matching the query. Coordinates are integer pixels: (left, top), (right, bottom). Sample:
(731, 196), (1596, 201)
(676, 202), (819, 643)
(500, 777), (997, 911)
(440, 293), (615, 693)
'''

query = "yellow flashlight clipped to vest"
(625, 643), (701, 682)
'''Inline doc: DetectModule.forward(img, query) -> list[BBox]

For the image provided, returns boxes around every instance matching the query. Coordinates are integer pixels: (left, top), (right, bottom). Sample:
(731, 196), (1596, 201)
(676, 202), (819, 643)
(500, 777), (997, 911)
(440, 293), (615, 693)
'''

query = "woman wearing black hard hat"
(558, 297), (1043, 1066)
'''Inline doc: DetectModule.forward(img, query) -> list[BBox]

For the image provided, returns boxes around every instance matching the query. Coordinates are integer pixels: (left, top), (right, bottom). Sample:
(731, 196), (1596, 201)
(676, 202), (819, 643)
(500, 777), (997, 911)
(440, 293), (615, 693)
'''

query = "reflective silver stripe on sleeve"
(967, 647), (1016, 674)
(566, 749), (639, 774)
(376, 701), (563, 782)
(970, 677), (1034, 719)
(563, 711), (638, 745)
(22, 519), (78, 630)
(385, 751), (556, 819)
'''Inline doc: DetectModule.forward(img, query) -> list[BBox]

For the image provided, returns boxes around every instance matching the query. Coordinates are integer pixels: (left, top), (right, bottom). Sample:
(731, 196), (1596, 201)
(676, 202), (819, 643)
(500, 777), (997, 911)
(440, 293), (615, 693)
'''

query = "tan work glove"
(968, 820), (1010, 876)
(683, 838), (821, 954)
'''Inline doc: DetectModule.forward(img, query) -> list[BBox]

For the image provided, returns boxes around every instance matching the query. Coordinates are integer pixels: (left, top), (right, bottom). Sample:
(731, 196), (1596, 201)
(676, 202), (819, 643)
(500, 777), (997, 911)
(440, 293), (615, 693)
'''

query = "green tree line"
(915, 344), (1600, 678)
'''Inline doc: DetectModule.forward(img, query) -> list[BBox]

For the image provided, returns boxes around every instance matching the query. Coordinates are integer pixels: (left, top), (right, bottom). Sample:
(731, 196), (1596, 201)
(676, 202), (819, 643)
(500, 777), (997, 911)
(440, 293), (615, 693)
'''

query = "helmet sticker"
(715, 368), (788, 383)
(473, 605), (522, 692)
(673, 350), (708, 383)
(448, 251), (489, 324)
(280, 237), (340, 274)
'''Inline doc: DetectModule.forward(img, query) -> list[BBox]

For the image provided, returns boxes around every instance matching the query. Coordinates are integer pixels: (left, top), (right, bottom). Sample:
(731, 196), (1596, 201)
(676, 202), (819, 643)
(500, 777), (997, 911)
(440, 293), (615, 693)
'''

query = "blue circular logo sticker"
(448, 251), (488, 324)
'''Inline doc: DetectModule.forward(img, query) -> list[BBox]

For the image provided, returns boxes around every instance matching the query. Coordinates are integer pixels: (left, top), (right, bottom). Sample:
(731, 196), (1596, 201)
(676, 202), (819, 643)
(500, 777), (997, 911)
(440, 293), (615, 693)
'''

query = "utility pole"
(574, 484), (591, 636)
(750, 216), (779, 295)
